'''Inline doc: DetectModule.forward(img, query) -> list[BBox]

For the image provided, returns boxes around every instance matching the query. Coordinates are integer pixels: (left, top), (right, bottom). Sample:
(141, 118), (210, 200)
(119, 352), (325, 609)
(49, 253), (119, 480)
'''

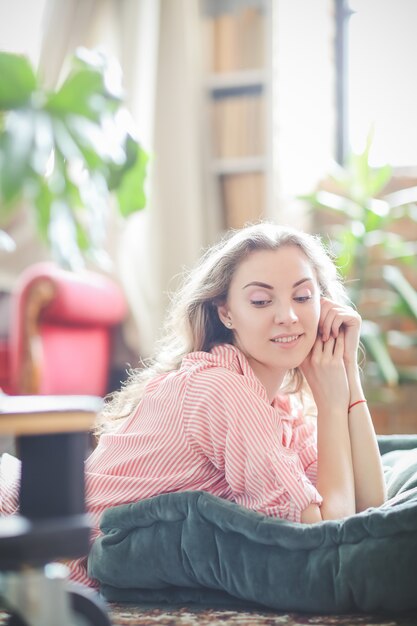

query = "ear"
(217, 303), (231, 328)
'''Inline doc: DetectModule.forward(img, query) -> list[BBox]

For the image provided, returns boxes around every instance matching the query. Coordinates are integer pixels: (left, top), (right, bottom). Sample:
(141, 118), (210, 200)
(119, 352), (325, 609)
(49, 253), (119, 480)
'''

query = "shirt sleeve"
(183, 369), (322, 523)
(283, 396), (319, 486)
(291, 421), (319, 487)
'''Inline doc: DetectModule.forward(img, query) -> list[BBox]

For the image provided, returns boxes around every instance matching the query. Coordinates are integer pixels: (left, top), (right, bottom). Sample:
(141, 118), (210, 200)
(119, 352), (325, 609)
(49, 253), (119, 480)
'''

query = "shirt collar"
(186, 344), (269, 403)
(211, 345), (293, 415)
(184, 344), (293, 416)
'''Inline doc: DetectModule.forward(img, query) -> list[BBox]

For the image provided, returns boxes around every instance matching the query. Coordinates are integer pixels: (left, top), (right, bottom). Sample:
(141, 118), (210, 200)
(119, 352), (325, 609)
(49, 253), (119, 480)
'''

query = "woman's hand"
(317, 304), (386, 512)
(300, 300), (362, 521)
(301, 325), (356, 520)
(300, 330), (350, 414)
(319, 298), (361, 368)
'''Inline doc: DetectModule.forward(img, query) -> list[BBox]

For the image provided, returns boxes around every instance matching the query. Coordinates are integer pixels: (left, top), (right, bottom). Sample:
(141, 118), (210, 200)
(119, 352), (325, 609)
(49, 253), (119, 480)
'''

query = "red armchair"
(1, 262), (127, 396)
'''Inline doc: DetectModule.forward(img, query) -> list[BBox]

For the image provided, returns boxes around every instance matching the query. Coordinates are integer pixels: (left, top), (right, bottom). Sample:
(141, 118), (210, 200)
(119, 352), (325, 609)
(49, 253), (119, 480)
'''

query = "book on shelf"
(221, 172), (265, 229)
(211, 93), (265, 159)
(205, 6), (265, 74)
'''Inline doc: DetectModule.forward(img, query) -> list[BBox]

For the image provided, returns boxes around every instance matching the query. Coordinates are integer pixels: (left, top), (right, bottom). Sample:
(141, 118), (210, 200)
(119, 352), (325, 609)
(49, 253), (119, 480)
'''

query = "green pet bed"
(88, 435), (417, 613)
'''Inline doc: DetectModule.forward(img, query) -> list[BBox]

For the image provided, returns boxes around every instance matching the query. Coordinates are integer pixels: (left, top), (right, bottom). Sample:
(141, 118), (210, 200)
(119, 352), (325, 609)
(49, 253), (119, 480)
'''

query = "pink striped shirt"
(0, 343), (322, 587)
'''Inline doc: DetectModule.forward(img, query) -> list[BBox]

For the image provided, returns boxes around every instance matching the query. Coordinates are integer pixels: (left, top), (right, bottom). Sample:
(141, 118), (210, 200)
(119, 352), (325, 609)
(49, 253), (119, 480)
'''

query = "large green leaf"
(0, 110), (35, 202)
(52, 117), (85, 163)
(374, 233), (417, 263)
(74, 47), (124, 100)
(48, 199), (84, 270)
(67, 115), (125, 166)
(302, 190), (362, 220)
(368, 163), (392, 197)
(34, 179), (53, 241)
(116, 146), (149, 216)
(384, 185), (417, 209)
(47, 48), (124, 121)
(46, 70), (111, 121)
(0, 48), (148, 268)
(0, 52), (37, 109)
(383, 265), (417, 321)
(363, 199), (390, 231)
(333, 226), (363, 279)
(31, 111), (54, 176)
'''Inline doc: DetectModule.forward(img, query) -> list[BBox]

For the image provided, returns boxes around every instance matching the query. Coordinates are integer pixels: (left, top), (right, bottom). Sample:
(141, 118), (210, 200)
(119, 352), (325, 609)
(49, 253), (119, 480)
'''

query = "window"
(337, 0), (417, 168)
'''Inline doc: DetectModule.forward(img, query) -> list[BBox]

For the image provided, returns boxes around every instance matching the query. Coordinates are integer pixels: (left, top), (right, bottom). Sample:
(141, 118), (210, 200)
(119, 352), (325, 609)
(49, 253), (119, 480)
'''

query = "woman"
(0, 223), (386, 586)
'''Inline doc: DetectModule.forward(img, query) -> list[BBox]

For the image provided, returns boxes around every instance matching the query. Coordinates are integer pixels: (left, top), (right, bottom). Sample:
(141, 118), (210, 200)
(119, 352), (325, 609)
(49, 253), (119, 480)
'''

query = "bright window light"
(0, 0), (48, 64)
(348, 0), (417, 167)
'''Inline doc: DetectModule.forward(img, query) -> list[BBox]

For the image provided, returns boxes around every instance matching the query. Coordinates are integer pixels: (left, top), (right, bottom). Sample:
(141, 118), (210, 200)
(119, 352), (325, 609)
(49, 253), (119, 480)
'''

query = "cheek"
(303, 310), (320, 353)
(303, 300), (321, 333)
(312, 297), (321, 323)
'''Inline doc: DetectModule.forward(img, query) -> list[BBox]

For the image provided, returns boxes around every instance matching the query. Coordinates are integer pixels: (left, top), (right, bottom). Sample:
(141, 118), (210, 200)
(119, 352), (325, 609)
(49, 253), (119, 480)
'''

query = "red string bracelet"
(348, 399), (367, 412)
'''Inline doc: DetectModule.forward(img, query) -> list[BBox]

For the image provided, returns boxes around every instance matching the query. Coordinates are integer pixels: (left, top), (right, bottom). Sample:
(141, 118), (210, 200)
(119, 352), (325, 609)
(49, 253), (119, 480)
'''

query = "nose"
(273, 301), (299, 325)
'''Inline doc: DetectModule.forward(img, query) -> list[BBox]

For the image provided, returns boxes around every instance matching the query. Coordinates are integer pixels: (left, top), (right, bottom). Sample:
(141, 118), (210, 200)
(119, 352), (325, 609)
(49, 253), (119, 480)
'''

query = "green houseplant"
(0, 48), (148, 268)
(302, 135), (417, 389)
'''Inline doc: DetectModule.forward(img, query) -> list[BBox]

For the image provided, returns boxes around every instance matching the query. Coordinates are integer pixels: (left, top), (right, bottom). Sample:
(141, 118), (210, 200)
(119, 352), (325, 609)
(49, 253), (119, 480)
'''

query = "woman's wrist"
(348, 398), (367, 412)
(346, 366), (363, 395)
(345, 360), (361, 379)
(316, 402), (350, 420)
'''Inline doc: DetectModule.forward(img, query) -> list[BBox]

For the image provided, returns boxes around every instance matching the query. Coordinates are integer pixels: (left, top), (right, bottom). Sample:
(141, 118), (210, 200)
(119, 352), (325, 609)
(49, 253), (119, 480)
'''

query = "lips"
(270, 334), (301, 344)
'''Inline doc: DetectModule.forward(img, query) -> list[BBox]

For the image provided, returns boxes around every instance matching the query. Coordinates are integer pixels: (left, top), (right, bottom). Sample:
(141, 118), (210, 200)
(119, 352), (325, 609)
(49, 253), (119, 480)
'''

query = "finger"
(320, 309), (340, 342)
(322, 335), (336, 356)
(300, 335), (321, 371)
(333, 329), (345, 358)
(319, 299), (337, 341)
(311, 334), (325, 356)
(320, 306), (358, 341)
(330, 315), (345, 340)
(321, 298), (360, 326)
(308, 336), (326, 365)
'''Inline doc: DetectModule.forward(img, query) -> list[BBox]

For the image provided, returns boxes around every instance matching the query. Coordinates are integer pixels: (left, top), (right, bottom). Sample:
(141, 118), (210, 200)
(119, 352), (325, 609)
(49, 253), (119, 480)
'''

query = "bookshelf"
(201, 0), (274, 230)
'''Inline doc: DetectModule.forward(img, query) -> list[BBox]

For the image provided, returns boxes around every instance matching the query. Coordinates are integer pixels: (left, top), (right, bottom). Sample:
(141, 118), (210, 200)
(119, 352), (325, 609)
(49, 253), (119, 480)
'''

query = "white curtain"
(38, 0), (98, 87)
(118, 0), (214, 357)
(34, 0), (215, 359)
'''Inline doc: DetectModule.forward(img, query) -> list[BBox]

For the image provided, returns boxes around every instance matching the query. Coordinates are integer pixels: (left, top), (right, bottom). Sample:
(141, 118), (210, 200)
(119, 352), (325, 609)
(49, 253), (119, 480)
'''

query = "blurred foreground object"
(0, 394), (111, 625)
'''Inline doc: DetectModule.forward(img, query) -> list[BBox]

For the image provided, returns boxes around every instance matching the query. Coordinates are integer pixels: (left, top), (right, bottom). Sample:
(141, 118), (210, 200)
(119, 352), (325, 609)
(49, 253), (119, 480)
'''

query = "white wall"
(0, 0), (48, 62)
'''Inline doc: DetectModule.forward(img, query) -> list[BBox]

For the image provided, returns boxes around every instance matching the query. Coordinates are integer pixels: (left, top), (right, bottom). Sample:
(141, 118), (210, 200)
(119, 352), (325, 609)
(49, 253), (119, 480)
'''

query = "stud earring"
(226, 321), (232, 328)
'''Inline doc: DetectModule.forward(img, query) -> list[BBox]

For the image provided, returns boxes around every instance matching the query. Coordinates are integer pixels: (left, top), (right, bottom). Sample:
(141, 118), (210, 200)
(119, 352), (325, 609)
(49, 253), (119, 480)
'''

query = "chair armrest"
(12, 262), (127, 326)
(8, 263), (129, 395)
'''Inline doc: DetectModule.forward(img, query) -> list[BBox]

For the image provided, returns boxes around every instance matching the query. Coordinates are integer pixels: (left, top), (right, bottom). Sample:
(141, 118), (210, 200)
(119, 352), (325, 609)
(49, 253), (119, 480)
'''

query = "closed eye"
(250, 299), (272, 307)
(294, 295), (312, 303)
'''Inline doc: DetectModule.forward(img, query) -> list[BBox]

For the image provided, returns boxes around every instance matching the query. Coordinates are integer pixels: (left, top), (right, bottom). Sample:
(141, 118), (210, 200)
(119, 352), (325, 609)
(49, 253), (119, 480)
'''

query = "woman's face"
(218, 245), (321, 390)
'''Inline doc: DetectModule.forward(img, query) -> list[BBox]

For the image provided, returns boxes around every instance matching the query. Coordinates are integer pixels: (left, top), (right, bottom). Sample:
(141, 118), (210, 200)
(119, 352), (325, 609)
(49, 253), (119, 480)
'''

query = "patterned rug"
(1, 604), (416, 625)
(108, 604), (417, 626)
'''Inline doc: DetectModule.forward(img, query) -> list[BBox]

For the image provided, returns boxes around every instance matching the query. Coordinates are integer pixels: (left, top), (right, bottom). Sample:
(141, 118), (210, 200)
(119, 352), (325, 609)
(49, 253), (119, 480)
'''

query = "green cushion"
(88, 435), (417, 613)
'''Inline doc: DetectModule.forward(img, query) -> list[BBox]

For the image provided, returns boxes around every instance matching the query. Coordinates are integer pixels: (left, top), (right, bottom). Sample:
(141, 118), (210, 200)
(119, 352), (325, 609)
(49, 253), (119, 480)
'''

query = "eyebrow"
(243, 277), (313, 290)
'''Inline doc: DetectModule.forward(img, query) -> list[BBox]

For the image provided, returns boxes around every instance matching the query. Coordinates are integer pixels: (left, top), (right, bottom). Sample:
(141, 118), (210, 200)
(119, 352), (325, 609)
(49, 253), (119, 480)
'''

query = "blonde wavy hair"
(97, 222), (347, 433)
